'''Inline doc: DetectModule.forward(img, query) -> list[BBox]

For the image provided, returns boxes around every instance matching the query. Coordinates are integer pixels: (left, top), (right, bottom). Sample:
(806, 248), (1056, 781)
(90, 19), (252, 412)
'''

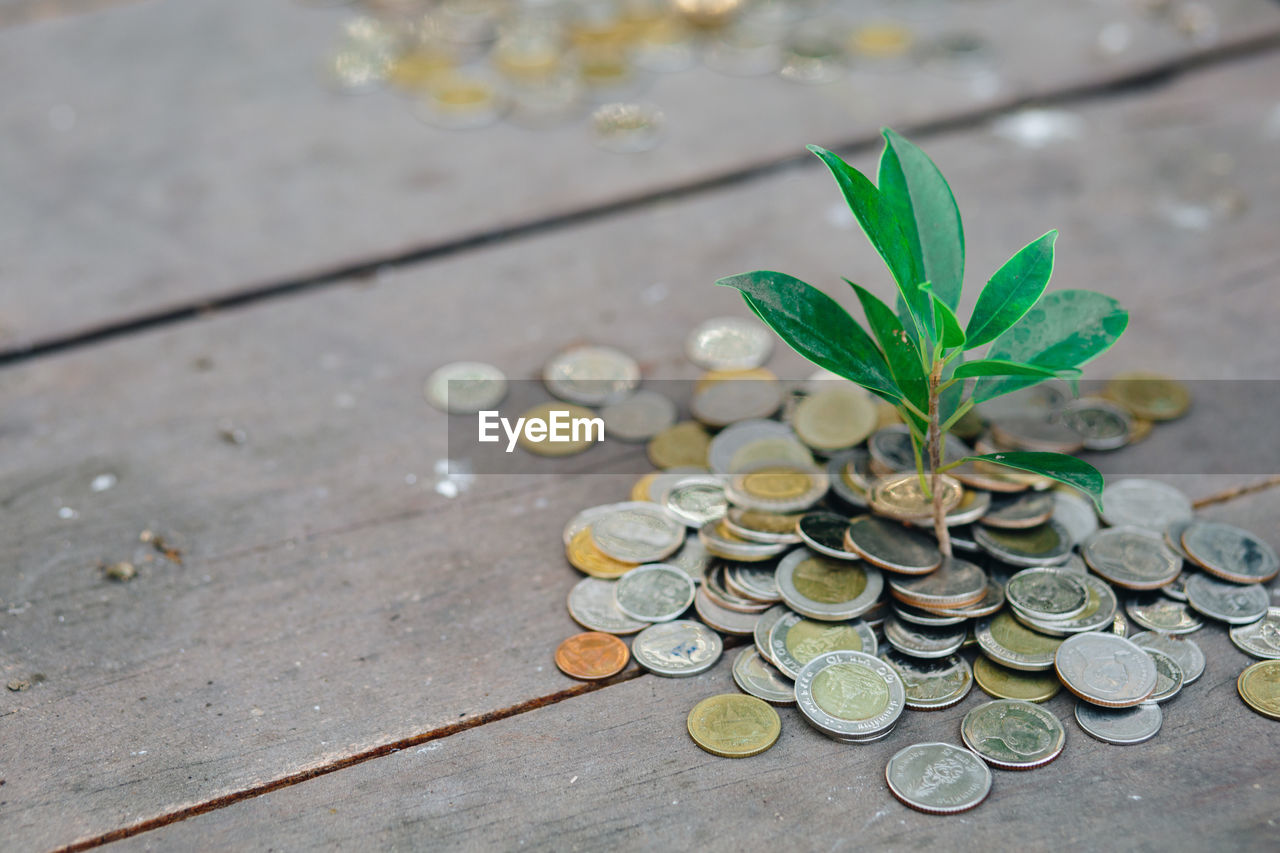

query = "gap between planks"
(3, 27), (1280, 369)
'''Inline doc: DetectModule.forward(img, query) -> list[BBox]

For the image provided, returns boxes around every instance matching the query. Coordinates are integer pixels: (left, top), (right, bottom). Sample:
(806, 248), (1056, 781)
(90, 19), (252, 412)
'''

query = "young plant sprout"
(718, 129), (1128, 556)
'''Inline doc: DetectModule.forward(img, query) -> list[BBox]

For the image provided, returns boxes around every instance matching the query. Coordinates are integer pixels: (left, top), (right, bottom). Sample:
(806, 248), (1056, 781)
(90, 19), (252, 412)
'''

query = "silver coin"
(1124, 594), (1203, 634)
(722, 506), (804, 545)
(692, 585), (760, 635)
(1052, 490), (1099, 545)
(691, 376), (784, 427)
(686, 316), (774, 370)
(591, 504), (685, 563)
(1018, 574), (1119, 637)
(768, 610), (878, 678)
(1062, 397), (1133, 450)
(893, 602), (967, 628)
(631, 619), (723, 677)
(1055, 633), (1157, 707)
(975, 521), (1073, 568)
(885, 742), (991, 814)
(878, 649), (973, 710)
(1058, 552), (1089, 574)
(947, 490), (992, 526)
(776, 548), (884, 621)
(543, 344), (640, 406)
(883, 615), (967, 659)
(1160, 568), (1194, 602)
(797, 512), (859, 560)
(988, 412), (1084, 454)
(1181, 520), (1280, 584)
(698, 520), (789, 562)
(662, 476), (728, 527)
(1099, 479), (1192, 533)
(614, 564), (696, 622)
(1183, 573), (1270, 625)
(1228, 607), (1280, 659)
(844, 515), (942, 574)
(601, 390), (677, 442)
(566, 577), (650, 634)
(723, 561), (782, 603)
(795, 650), (905, 738)
(732, 646), (795, 705)
(563, 503), (617, 546)
(1074, 701), (1162, 745)
(703, 563), (773, 613)
(1005, 568), (1089, 620)
(754, 604), (791, 664)
(1164, 519), (1193, 561)
(1129, 632), (1205, 684)
(1082, 526), (1181, 590)
(868, 426), (970, 473)
(423, 361), (507, 414)
(1144, 648), (1184, 703)
(827, 448), (872, 508)
(981, 490), (1055, 529)
(708, 419), (802, 475)
(960, 699), (1066, 770)
(647, 468), (710, 503)
(667, 537), (713, 584)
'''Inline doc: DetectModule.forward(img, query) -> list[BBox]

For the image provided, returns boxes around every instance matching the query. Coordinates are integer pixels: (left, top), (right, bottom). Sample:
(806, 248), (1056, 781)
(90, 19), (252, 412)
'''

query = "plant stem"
(926, 357), (952, 558)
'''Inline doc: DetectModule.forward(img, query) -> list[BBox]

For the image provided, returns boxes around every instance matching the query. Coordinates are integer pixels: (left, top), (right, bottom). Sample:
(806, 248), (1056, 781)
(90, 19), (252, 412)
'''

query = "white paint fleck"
(91, 473), (118, 492)
(405, 473), (418, 485)
(1130, 794), (1142, 801)
(991, 109), (1084, 149)
(58, 506), (78, 520)
(569, 776), (578, 784)
(314, 705), (321, 711)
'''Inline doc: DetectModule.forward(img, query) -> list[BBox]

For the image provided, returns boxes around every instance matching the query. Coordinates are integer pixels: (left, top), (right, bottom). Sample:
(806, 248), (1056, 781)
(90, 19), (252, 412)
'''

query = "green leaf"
(808, 145), (931, 340)
(972, 290), (1128, 403)
(717, 271), (902, 403)
(962, 451), (1104, 510)
(965, 230), (1057, 350)
(847, 280), (929, 416)
(921, 283), (965, 348)
(952, 359), (1079, 380)
(878, 128), (965, 310)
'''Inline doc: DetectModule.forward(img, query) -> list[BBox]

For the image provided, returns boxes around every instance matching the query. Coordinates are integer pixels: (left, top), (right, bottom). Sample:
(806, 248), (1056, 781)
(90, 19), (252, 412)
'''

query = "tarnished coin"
(726, 463), (829, 513)
(795, 650), (905, 739)
(1125, 594), (1203, 634)
(981, 491), (1055, 529)
(888, 557), (987, 610)
(1181, 520), (1280, 584)
(667, 537), (713, 584)
(662, 476), (728, 527)
(1099, 479), (1192, 533)
(1055, 633), (1157, 708)
(699, 520), (789, 562)
(797, 512), (859, 560)
(686, 316), (773, 370)
(567, 577), (649, 634)
(769, 611), (877, 679)
(1052, 490), (1099, 544)
(870, 473), (963, 520)
(723, 506), (805, 545)
(647, 421), (711, 469)
(1184, 573), (1269, 625)
(917, 581), (1007, 620)
(793, 386), (878, 451)
(844, 515), (942, 574)
(703, 563), (773, 613)
(687, 693), (782, 757)
(973, 656), (1060, 702)
(723, 561), (782, 603)
(868, 426), (970, 474)
(691, 372), (784, 427)
(566, 527), (640, 579)
(1164, 519), (1193, 561)
(975, 521), (1073, 568)
(879, 649), (973, 710)
(827, 448), (873, 508)
(961, 700), (1066, 770)
(424, 361), (507, 413)
(976, 611), (1062, 672)
(543, 344), (640, 406)
(732, 647), (795, 706)
(708, 419), (804, 474)
(1074, 701), (1162, 745)
(945, 490), (992, 526)
(1229, 608), (1280, 659)
(1130, 632), (1205, 684)
(989, 412), (1084, 454)
(1005, 568), (1089, 621)
(601, 390), (677, 441)
(1144, 648), (1184, 703)
(883, 615), (967, 659)
(1062, 397), (1133, 450)
(1104, 371), (1191, 421)
(555, 632), (630, 680)
(1017, 574), (1118, 636)
(777, 549), (883, 621)
(1082, 526), (1182, 590)
(694, 586), (762, 635)
(1238, 660), (1280, 720)
(516, 402), (600, 456)
(614, 564), (696, 622)
(885, 743), (991, 814)
(632, 619), (723, 676)
(591, 504), (684, 563)
(754, 604), (790, 664)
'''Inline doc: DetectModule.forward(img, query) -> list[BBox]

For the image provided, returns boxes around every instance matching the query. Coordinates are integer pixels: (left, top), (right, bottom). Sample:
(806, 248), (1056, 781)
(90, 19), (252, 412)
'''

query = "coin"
(1082, 526), (1182, 590)
(769, 611), (877, 679)
(1124, 594), (1203, 634)
(1099, 479), (1192, 533)
(1164, 519), (1193, 561)
(1005, 568), (1089, 620)
(917, 581), (1007, 619)
(424, 361), (507, 413)
(961, 699), (1065, 770)
(630, 472), (659, 502)
(793, 386), (878, 451)
(888, 557), (987, 610)
(691, 372), (784, 427)
(687, 693), (782, 757)
(647, 468), (710, 503)
(567, 527), (639, 579)
(614, 564), (696, 622)
(543, 344), (640, 406)
(989, 412), (1084, 454)
(894, 602), (967, 627)
(699, 520), (789, 562)
(883, 615), (967, 659)
(795, 650), (905, 739)
(727, 463), (829, 513)
(870, 473), (963, 520)
(732, 647), (795, 706)
(975, 521), (1073, 568)
(591, 504), (684, 563)
(1144, 648), (1184, 703)
(723, 561), (782, 603)
(944, 489), (992, 526)
(868, 426), (969, 474)
(1104, 371), (1191, 421)
(850, 22), (914, 58)
(632, 619), (723, 676)
(567, 577), (650, 634)
(976, 611), (1062, 671)
(601, 390), (677, 441)
(878, 649), (973, 710)
(667, 537), (713, 584)
(723, 507), (804, 544)
(709, 419), (807, 474)
(1184, 573), (1269, 624)
(1062, 397), (1133, 450)
(776, 548), (883, 621)
(647, 421), (711, 469)
(1129, 632), (1205, 684)
(686, 316), (773, 370)
(1229, 608), (1280, 659)
(703, 563), (773, 612)
(1055, 633), (1157, 707)
(1237, 660), (1280, 720)
(981, 491), (1055, 529)
(1017, 574), (1118, 636)
(885, 742), (991, 814)
(662, 476), (728, 527)
(1181, 520), (1280, 584)
(797, 512), (859, 560)
(844, 515), (942, 574)
(754, 604), (790, 664)
(516, 402), (599, 456)
(973, 655), (1060, 702)
(693, 585), (761, 635)
(555, 632), (630, 680)
(827, 448), (873, 508)
(1074, 701), (1162, 745)
(1052, 489), (1099, 544)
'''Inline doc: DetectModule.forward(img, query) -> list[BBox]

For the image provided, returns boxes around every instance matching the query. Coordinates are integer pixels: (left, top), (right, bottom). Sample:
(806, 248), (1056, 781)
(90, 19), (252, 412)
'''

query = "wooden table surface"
(2, 1), (1279, 850)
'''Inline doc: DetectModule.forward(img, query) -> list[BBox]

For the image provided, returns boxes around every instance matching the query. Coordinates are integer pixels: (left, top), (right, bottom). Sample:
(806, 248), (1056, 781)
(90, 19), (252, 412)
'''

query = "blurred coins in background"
(425, 361), (507, 413)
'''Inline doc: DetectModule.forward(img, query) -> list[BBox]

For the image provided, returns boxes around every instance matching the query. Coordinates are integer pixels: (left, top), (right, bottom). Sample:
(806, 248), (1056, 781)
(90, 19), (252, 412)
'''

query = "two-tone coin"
(1229, 608), (1280, 659)
(976, 611), (1062, 672)
(844, 515), (942, 574)
(972, 655), (1060, 702)
(885, 743), (991, 814)
(793, 385), (878, 452)
(777, 548), (883, 621)
(975, 521), (1073, 568)
(795, 650), (905, 740)
(1181, 520), (1280, 584)
(797, 512), (860, 559)
(732, 647), (795, 705)
(981, 491), (1055, 529)
(566, 527), (639, 579)
(1129, 632), (1205, 684)
(686, 317), (773, 370)
(1016, 574), (1118, 636)
(768, 610), (877, 678)
(1184, 574), (1269, 625)
(961, 700), (1066, 770)
(1074, 701), (1162, 745)
(567, 577), (649, 634)
(687, 693), (782, 757)
(555, 632), (630, 680)
(601, 390), (677, 442)
(879, 649), (973, 710)
(1055, 633), (1157, 707)
(543, 344), (639, 405)
(1099, 479), (1192, 533)
(590, 503), (685, 563)
(424, 361), (507, 413)
(1237, 660), (1280, 720)
(870, 473), (963, 520)
(883, 615), (967, 659)
(614, 564), (696, 622)
(632, 619), (723, 676)
(1082, 526), (1182, 590)
(726, 463), (829, 513)
(708, 419), (806, 475)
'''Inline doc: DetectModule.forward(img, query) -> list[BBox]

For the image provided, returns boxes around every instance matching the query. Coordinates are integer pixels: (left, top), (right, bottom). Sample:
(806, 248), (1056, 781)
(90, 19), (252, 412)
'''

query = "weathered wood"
(1, 0), (1277, 351)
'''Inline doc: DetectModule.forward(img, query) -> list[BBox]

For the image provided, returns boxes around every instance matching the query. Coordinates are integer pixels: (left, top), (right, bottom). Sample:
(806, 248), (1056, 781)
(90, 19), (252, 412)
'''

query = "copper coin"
(555, 632), (630, 680)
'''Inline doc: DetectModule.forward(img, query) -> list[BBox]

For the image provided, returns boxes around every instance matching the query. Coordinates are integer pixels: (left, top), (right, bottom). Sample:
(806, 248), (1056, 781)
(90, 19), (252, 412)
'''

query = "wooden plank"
(3, 53), (1280, 849)
(1, 0), (1278, 351)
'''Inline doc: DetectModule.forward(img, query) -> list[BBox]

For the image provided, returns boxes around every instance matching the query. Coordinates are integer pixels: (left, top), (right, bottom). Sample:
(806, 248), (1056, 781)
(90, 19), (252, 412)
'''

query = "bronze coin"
(555, 632), (630, 680)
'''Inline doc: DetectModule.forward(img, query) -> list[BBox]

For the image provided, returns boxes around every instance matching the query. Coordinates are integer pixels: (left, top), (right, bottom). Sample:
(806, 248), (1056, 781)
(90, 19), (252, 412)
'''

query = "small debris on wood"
(7, 679), (30, 692)
(217, 419), (248, 445)
(103, 561), (137, 582)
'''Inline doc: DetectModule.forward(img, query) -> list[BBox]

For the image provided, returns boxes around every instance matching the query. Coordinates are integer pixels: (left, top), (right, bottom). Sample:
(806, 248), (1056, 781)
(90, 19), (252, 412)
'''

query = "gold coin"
(647, 421), (711, 468)
(874, 401), (902, 430)
(694, 367), (779, 393)
(973, 656), (1061, 703)
(849, 23), (914, 57)
(687, 693), (781, 757)
(793, 556), (868, 604)
(1104, 371), (1191, 421)
(739, 466), (813, 501)
(1128, 417), (1154, 443)
(516, 402), (599, 456)
(1238, 660), (1280, 720)
(725, 507), (804, 539)
(388, 50), (455, 92)
(870, 473), (962, 519)
(566, 528), (638, 579)
(793, 387), (878, 451)
(630, 472), (660, 502)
